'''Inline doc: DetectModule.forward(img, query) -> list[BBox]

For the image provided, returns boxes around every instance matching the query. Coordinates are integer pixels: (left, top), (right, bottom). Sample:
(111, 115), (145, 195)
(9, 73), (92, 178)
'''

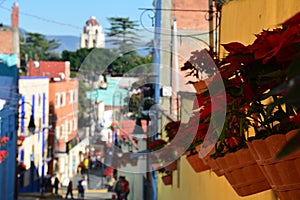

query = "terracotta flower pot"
(247, 129), (300, 200)
(152, 161), (177, 172)
(215, 148), (271, 196)
(162, 174), (172, 185)
(204, 156), (224, 176)
(164, 161), (177, 172)
(198, 144), (224, 176)
(186, 153), (210, 173)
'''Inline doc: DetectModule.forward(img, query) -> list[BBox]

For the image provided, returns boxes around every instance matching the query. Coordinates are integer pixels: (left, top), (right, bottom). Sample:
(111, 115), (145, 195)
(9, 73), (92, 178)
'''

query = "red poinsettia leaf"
(222, 42), (249, 55)
(282, 12), (300, 28)
(0, 136), (9, 144)
(220, 57), (247, 78)
(275, 26), (300, 63)
(243, 83), (255, 104)
(200, 104), (212, 119)
(193, 93), (210, 110)
(0, 150), (8, 163)
(254, 33), (282, 63)
(290, 112), (300, 124)
(148, 139), (167, 150)
(225, 138), (236, 148)
(165, 121), (180, 131)
(166, 129), (179, 139)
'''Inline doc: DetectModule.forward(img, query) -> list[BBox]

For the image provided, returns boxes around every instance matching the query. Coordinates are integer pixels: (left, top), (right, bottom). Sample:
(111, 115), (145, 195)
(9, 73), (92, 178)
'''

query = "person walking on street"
(77, 181), (84, 199)
(81, 177), (87, 194)
(114, 176), (123, 200)
(121, 176), (130, 200)
(65, 180), (74, 199)
(53, 177), (59, 194)
(114, 176), (130, 200)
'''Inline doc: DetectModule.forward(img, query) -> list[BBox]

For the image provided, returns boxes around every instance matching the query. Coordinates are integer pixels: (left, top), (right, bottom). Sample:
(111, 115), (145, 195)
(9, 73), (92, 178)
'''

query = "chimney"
(65, 61), (71, 80)
(11, 2), (19, 28)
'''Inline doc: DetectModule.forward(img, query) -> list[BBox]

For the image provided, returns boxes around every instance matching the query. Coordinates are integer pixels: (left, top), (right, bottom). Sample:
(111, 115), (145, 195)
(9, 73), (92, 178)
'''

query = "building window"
(61, 124), (65, 137)
(93, 39), (96, 47)
(55, 93), (60, 108)
(38, 117), (42, 131)
(60, 92), (66, 107)
(69, 120), (73, 133)
(65, 120), (69, 134)
(85, 39), (88, 47)
(73, 90), (78, 102)
(38, 94), (41, 106)
(73, 118), (77, 131)
(69, 90), (74, 104)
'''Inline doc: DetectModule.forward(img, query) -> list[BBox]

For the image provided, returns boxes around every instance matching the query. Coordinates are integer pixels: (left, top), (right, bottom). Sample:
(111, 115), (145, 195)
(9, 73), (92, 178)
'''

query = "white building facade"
(18, 76), (50, 177)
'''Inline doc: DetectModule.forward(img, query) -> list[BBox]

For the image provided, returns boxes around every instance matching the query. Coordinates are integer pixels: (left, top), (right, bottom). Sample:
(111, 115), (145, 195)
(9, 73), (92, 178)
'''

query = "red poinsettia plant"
(148, 139), (167, 152)
(180, 47), (250, 158)
(164, 121), (181, 141)
(0, 136), (9, 163)
(221, 12), (300, 140)
(178, 12), (300, 159)
(17, 135), (25, 146)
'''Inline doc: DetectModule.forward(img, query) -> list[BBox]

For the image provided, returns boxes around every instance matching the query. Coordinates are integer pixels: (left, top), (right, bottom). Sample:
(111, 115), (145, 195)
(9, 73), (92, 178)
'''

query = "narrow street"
(18, 166), (117, 200)
(18, 190), (117, 200)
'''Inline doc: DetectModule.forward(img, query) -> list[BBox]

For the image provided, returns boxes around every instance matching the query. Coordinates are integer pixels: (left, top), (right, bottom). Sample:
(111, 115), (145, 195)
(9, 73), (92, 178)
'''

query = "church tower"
(80, 16), (105, 48)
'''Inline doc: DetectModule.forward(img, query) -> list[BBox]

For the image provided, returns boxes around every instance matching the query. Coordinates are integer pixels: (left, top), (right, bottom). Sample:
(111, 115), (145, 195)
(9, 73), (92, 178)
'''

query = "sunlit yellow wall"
(158, 158), (277, 200)
(219, 0), (300, 58)
(158, 0), (300, 200)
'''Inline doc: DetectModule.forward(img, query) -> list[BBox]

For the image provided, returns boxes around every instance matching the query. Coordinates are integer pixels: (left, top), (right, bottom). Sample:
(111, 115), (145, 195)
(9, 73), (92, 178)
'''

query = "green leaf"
(259, 69), (284, 79)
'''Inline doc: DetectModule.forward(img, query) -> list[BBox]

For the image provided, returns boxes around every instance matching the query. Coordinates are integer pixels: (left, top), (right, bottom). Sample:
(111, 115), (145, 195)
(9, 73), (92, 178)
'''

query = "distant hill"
(17, 28), (80, 53)
(46, 35), (80, 53)
(18, 27), (154, 55)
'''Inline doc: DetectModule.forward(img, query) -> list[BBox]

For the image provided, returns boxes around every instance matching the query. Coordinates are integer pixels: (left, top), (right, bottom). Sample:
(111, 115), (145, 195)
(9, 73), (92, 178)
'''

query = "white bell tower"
(80, 16), (105, 48)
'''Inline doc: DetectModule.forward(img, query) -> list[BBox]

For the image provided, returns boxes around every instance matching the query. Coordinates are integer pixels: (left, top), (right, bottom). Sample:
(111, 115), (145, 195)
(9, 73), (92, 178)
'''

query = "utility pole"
(209, 0), (215, 50)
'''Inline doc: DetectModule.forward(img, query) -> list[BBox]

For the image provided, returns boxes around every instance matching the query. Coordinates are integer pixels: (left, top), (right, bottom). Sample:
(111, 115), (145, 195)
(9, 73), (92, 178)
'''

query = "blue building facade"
(0, 54), (19, 200)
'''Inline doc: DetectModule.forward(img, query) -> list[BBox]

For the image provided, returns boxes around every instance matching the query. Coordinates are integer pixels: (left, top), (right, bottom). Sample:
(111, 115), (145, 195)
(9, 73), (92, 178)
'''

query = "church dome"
(86, 16), (100, 26)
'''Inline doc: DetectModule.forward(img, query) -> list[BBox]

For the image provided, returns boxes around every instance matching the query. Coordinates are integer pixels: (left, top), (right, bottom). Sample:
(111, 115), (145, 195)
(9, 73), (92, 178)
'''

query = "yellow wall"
(158, 158), (277, 200)
(158, 0), (300, 199)
(219, 0), (300, 58)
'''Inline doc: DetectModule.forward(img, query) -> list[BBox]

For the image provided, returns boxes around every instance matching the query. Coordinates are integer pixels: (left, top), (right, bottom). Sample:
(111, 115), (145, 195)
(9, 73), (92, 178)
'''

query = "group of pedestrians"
(65, 178), (87, 199)
(55, 174), (130, 200)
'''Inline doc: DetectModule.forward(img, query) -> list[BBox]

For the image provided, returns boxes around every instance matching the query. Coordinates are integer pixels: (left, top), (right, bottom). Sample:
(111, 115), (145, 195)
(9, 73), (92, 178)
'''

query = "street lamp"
(27, 113), (36, 193)
(26, 108), (51, 195)
(28, 114), (36, 134)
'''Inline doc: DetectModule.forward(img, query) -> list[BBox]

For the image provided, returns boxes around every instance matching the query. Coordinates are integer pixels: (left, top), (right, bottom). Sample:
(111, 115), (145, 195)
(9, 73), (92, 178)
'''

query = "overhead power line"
(0, 5), (81, 30)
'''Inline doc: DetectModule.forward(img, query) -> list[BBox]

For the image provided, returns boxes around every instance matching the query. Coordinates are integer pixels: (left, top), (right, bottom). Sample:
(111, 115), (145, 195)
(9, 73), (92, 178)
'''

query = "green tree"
(106, 17), (139, 51)
(62, 48), (92, 74)
(62, 48), (119, 77)
(108, 51), (153, 76)
(20, 32), (60, 66)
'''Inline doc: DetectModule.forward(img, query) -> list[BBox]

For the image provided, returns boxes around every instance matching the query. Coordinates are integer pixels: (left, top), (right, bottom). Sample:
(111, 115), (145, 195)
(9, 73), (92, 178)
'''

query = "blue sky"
(0, 0), (154, 36)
